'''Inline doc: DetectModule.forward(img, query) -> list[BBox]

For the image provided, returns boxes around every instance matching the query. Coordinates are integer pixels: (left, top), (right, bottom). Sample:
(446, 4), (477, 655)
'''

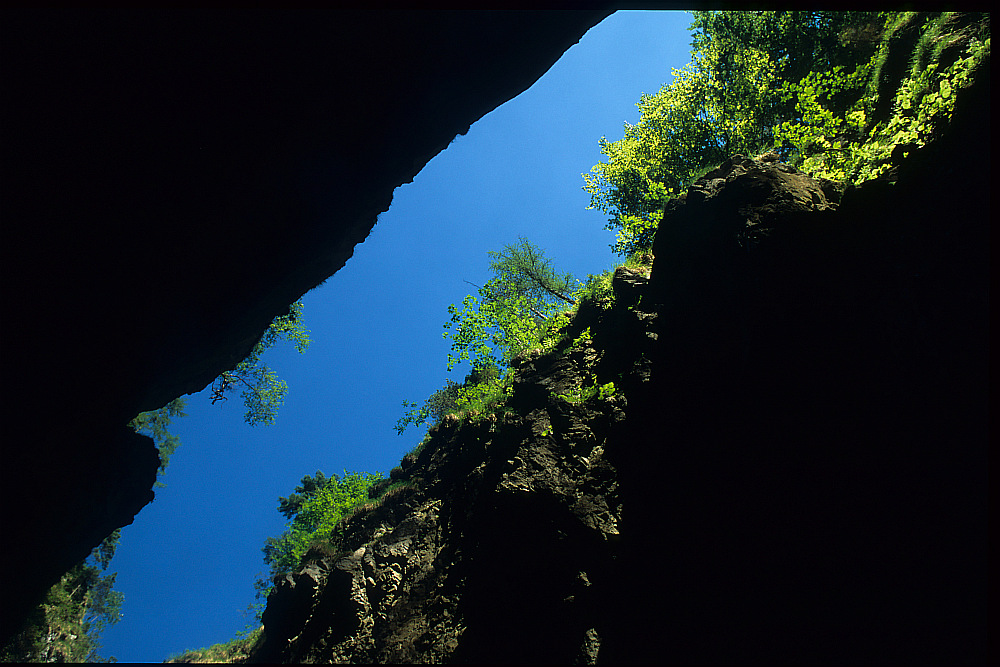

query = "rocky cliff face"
(246, 61), (988, 662)
(252, 273), (648, 663)
(0, 10), (612, 642)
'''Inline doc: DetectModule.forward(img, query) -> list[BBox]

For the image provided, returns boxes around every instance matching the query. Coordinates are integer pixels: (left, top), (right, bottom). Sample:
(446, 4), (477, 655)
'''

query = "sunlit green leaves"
(399, 241), (576, 434)
(443, 240), (576, 375)
(1, 532), (124, 662)
(210, 300), (311, 426)
(771, 55), (874, 180)
(129, 397), (188, 487)
(792, 20), (990, 184)
(262, 470), (383, 578)
(584, 11), (890, 255)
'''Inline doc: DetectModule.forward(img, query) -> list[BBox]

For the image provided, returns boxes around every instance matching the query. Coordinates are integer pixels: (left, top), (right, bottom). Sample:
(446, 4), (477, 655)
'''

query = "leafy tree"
(482, 237), (577, 313)
(276, 470), (334, 521)
(443, 238), (577, 374)
(689, 11), (885, 97)
(128, 397), (187, 488)
(261, 470), (383, 580)
(1, 531), (124, 663)
(395, 364), (501, 435)
(397, 240), (577, 434)
(210, 300), (311, 426)
(248, 470), (382, 625)
(583, 10), (888, 256)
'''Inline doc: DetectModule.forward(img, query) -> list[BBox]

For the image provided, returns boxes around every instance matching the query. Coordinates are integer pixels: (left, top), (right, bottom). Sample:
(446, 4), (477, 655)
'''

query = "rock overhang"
(0, 8), (613, 642)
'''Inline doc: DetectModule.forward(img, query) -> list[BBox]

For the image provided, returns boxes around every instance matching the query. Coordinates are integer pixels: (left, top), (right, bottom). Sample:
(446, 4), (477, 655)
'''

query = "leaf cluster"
(396, 364), (501, 435)
(399, 239), (578, 434)
(774, 12), (989, 183)
(1, 531), (124, 663)
(556, 380), (617, 405)
(128, 397), (187, 487)
(210, 300), (311, 426)
(260, 470), (383, 582)
(485, 237), (577, 312)
(572, 252), (653, 313)
(771, 58), (874, 179)
(441, 238), (578, 375)
(584, 10), (889, 256)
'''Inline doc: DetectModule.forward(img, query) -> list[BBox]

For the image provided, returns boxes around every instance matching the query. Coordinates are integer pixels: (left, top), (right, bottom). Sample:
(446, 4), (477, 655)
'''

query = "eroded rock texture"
(252, 307), (642, 663)
(0, 9), (611, 641)
(247, 79), (988, 662)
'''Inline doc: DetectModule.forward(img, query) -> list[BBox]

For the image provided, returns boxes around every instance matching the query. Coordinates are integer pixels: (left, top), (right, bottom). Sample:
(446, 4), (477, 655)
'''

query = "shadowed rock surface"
(245, 60), (988, 660)
(0, 9), (612, 642)
(251, 268), (642, 664)
(1, 11), (987, 662)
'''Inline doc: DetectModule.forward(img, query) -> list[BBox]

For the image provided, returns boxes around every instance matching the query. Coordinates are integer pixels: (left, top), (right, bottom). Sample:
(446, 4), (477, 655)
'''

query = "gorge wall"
(246, 58), (988, 663)
(0, 9), (612, 642)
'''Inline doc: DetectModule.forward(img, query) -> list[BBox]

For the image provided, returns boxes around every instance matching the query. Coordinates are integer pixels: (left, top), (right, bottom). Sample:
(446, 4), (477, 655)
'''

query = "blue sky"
(101, 10), (695, 662)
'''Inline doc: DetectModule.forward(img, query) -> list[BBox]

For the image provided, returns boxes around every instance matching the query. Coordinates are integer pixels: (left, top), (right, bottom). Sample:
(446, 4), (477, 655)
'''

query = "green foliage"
(571, 253), (653, 314)
(396, 364), (502, 435)
(376, 480), (417, 500)
(772, 58), (875, 180)
(449, 371), (512, 421)
(247, 470), (382, 630)
(163, 627), (262, 664)
(774, 12), (989, 183)
(443, 292), (538, 375)
(576, 271), (616, 310)
(403, 246), (640, 432)
(443, 238), (577, 373)
(399, 240), (578, 434)
(1, 531), (124, 663)
(210, 301), (311, 426)
(485, 237), (577, 311)
(585, 10), (988, 256)
(261, 470), (383, 581)
(276, 469), (333, 521)
(584, 10), (888, 255)
(568, 327), (594, 350)
(128, 397), (187, 488)
(556, 380), (616, 405)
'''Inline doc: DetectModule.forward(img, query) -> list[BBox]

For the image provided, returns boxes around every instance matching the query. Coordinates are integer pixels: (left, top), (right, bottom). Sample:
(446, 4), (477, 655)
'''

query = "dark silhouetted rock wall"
(0, 9), (611, 642)
(245, 60), (988, 660)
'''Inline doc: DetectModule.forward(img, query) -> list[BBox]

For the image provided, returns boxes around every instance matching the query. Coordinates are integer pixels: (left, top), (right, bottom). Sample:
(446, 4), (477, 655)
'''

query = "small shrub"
(556, 380), (616, 405)
(576, 272), (615, 310)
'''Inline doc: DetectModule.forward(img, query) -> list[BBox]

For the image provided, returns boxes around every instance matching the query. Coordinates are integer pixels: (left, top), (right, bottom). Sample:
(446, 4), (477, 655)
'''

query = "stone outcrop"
(607, 134), (988, 664)
(1, 10), (987, 661)
(0, 9), (612, 642)
(246, 71), (988, 661)
(252, 302), (641, 662)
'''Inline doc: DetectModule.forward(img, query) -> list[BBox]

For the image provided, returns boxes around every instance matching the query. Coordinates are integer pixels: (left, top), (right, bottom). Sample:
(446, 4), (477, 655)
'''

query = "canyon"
(0, 9), (611, 642)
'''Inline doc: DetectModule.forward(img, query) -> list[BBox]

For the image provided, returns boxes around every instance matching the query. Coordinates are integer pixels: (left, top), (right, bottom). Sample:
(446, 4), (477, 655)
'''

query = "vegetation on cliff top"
(163, 627), (262, 664)
(393, 11), (992, 453)
(396, 237), (581, 436)
(262, 470), (384, 579)
(584, 10), (989, 255)
(133, 10), (988, 662)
